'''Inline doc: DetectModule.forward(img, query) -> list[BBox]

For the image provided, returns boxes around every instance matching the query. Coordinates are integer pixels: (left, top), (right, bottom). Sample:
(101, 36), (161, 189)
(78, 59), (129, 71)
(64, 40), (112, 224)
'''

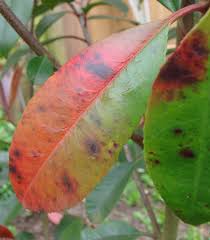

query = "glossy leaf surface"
(144, 10), (210, 225)
(0, 0), (33, 57)
(9, 21), (169, 212)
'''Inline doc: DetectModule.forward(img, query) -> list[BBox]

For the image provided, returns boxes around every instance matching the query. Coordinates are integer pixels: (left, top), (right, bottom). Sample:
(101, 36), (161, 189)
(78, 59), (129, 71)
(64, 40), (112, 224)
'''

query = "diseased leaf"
(81, 221), (141, 240)
(0, 225), (14, 239)
(0, 0), (33, 57)
(55, 215), (83, 240)
(144, 9), (210, 225)
(27, 56), (54, 85)
(9, 20), (169, 212)
(86, 161), (139, 223)
(158, 0), (181, 12)
(36, 12), (66, 38)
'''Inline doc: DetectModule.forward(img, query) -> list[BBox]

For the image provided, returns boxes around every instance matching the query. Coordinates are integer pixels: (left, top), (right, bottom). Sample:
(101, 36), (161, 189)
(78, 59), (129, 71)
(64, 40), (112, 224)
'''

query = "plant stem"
(124, 145), (161, 239)
(30, 0), (37, 34)
(0, 0), (60, 69)
(177, 0), (196, 43)
(168, 1), (209, 24)
(0, 80), (10, 120)
(161, 206), (179, 240)
(42, 214), (49, 240)
(68, 3), (92, 45)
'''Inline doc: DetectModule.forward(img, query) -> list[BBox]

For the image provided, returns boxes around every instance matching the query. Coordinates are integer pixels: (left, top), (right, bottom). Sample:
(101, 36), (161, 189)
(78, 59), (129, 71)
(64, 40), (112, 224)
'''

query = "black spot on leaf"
(179, 148), (195, 158)
(85, 139), (100, 155)
(174, 128), (183, 135)
(86, 62), (113, 80)
(13, 149), (21, 158)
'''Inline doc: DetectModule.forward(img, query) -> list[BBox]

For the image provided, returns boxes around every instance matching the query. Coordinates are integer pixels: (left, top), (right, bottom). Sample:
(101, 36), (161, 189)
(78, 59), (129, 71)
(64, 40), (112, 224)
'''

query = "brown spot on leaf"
(113, 142), (119, 149)
(61, 173), (78, 194)
(86, 62), (113, 80)
(37, 105), (46, 112)
(108, 149), (113, 155)
(179, 148), (195, 158)
(153, 30), (209, 97)
(13, 149), (21, 158)
(9, 164), (17, 174)
(154, 159), (160, 164)
(85, 139), (100, 155)
(174, 128), (183, 135)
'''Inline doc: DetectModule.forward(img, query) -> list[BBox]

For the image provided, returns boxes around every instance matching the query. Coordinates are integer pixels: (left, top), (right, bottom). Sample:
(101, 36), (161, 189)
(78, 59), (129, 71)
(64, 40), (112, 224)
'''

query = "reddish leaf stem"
(168, 1), (209, 24)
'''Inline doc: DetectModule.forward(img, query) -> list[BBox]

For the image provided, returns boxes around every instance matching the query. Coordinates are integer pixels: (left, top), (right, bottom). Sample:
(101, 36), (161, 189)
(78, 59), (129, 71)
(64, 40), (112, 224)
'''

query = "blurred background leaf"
(157, 0), (181, 12)
(27, 56), (54, 86)
(82, 221), (141, 240)
(55, 215), (83, 240)
(86, 161), (140, 223)
(0, 0), (33, 57)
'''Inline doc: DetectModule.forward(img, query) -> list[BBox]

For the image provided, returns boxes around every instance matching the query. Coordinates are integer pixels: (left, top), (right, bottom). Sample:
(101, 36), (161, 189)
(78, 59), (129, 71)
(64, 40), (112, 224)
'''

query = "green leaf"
(144, 9), (210, 225)
(0, 120), (15, 151)
(0, 0), (33, 57)
(157, 0), (181, 12)
(34, 0), (72, 16)
(16, 232), (35, 240)
(104, 0), (128, 13)
(36, 12), (66, 38)
(82, 221), (141, 240)
(0, 47), (29, 80)
(86, 161), (139, 223)
(83, 0), (129, 14)
(87, 15), (138, 25)
(0, 194), (22, 224)
(55, 215), (83, 240)
(27, 56), (54, 85)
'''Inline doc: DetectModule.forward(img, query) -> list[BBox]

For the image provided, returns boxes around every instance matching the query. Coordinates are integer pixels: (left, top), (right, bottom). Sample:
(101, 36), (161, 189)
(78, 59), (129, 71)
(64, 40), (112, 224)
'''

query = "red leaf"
(0, 225), (14, 239)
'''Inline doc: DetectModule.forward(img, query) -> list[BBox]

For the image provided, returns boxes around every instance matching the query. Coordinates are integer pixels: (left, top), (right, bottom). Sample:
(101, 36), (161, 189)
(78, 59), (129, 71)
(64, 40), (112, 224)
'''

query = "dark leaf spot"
(13, 149), (21, 158)
(154, 159), (160, 164)
(174, 128), (183, 135)
(9, 165), (17, 174)
(85, 139), (100, 155)
(37, 105), (46, 112)
(160, 57), (196, 85)
(113, 142), (119, 149)
(61, 173), (78, 194)
(179, 148), (195, 158)
(108, 149), (112, 155)
(86, 62), (113, 80)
